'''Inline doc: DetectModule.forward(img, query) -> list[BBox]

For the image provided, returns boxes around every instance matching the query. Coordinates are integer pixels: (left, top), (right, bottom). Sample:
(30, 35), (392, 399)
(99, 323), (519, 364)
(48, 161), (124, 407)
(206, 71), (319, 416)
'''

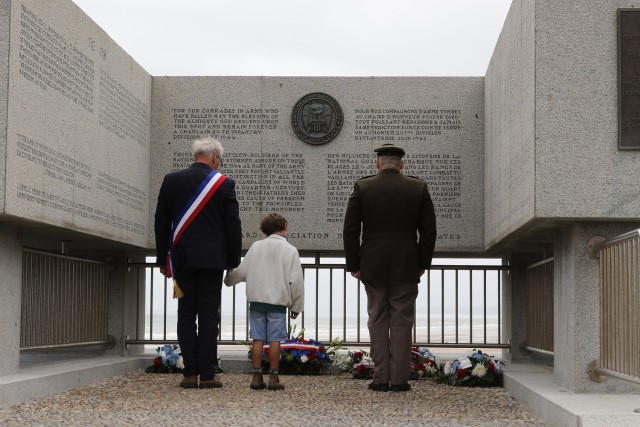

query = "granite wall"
(151, 77), (485, 253)
(2, 0), (151, 248)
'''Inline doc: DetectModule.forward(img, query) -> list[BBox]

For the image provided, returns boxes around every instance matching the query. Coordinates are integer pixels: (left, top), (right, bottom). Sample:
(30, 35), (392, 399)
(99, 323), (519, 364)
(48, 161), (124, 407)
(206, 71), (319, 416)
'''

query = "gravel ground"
(0, 373), (549, 426)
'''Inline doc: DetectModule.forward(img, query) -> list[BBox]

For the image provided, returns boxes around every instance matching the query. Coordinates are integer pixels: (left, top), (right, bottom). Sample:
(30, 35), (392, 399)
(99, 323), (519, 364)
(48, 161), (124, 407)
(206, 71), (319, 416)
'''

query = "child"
(224, 212), (304, 390)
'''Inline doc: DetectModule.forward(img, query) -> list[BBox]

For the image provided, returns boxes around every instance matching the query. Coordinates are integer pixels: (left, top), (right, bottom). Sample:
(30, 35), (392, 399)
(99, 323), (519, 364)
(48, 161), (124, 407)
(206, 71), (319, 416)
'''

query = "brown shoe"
(199, 377), (223, 389)
(390, 383), (411, 392)
(250, 371), (266, 390)
(368, 382), (390, 392)
(267, 371), (285, 391)
(179, 375), (198, 388)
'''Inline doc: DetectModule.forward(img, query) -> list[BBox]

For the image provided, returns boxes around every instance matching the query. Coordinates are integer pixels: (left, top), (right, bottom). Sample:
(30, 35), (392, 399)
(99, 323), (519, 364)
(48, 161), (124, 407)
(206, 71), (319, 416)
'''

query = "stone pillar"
(554, 222), (640, 392)
(0, 224), (22, 375)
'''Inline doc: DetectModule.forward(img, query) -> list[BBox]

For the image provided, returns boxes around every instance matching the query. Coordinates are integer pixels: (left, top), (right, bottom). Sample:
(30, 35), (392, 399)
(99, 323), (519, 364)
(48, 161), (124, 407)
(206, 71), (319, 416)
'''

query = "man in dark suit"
(343, 143), (437, 392)
(155, 137), (242, 389)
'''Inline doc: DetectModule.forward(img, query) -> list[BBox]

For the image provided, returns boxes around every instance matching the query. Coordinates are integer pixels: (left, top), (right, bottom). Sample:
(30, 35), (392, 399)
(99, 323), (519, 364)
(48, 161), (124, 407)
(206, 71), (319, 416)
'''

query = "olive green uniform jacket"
(343, 168), (437, 283)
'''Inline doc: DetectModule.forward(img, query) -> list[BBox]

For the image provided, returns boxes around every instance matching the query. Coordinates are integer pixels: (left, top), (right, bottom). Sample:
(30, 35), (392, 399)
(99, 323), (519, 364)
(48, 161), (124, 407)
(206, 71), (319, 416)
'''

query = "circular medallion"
(291, 92), (343, 145)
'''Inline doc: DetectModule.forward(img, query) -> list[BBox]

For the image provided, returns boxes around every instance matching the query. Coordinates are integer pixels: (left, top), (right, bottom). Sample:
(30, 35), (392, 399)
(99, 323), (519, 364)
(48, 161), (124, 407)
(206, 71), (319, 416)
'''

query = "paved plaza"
(0, 371), (548, 426)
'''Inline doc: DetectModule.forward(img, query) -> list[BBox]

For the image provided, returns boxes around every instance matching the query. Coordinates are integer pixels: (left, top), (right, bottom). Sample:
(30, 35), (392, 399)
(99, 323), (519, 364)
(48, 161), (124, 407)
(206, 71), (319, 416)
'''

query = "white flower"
(176, 356), (184, 370)
(459, 357), (473, 370)
(300, 355), (309, 363)
(472, 364), (487, 377)
(444, 362), (451, 374)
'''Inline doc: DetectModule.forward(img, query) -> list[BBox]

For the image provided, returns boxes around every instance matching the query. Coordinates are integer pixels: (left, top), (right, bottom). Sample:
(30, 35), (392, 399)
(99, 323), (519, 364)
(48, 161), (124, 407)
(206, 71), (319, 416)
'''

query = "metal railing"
(522, 258), (554, 357)
(20, 249), (112, 350)
(127, 256), (510, 351)
(589, 229), (640, 385)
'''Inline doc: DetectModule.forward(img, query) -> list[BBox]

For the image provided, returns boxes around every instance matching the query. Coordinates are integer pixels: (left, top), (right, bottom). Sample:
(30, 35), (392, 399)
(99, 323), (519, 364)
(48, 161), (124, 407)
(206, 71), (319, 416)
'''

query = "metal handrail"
(523, 257), (554, 356)
(589, 230), (640, 385)
(127, 258), (510, 351)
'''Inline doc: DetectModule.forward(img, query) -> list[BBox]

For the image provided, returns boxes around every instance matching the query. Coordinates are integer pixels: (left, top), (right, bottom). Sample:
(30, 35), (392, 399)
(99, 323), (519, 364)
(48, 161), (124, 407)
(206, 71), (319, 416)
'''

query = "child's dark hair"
(260, 212), (287, 236)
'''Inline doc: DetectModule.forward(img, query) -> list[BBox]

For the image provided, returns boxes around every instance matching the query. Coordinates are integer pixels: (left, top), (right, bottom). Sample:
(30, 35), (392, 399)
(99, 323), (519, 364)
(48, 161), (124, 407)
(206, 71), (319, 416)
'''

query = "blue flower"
(471, 352), (485, 361)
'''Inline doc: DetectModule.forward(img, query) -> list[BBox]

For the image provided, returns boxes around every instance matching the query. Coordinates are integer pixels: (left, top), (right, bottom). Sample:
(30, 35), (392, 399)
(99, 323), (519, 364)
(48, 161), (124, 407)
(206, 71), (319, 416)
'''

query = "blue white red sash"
(167, 169), (226, 298)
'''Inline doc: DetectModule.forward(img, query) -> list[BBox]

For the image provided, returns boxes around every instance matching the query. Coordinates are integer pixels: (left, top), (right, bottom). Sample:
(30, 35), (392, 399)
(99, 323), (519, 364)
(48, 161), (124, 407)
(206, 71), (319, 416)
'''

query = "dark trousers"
(176, 268), (223, 381)
(364, 279), (418, 386)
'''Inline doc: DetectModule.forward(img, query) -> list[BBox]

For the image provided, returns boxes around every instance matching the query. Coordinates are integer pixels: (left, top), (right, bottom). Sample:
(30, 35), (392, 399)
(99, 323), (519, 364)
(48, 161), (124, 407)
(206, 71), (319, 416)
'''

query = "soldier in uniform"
(343, 143), (437, 392)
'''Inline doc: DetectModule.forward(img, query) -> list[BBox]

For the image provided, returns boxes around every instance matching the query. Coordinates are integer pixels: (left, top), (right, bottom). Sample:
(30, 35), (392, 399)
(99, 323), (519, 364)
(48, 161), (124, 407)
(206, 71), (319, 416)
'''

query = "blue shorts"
(249, 310), (287, 342)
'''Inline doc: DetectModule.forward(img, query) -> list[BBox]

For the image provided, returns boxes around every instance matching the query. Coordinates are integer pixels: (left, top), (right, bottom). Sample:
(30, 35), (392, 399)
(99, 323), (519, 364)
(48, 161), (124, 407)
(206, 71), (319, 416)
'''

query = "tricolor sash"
(167, 169), (226, 299)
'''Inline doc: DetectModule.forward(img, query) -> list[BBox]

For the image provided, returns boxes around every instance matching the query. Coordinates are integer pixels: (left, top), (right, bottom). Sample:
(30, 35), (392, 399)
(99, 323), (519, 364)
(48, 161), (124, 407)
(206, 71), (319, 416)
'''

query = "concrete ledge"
(504, 363), (640, 427)
(0, 357), (144, 409)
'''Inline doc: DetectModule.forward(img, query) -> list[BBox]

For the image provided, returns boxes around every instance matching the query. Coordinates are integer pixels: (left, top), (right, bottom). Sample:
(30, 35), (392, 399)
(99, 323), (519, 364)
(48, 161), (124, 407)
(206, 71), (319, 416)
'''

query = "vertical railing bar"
(469, 269), (473, 343)
(357, 278), (361, 343)
(163, 268), (168, 341)
(604, 246), (609, 371)
(149, 269), (155, 340)
(497, 267), (502, 343)
(635, 238), (639, 377)
(315, 255), (320, 341)
(231, 282), (237, 342)
(455, 269), (459, 344)
(343, 269), (347, 342)
(440, 269), (444, 343)
(427, 269), (431, 343)
(138, 267), (143, 341)
(329, 268), (334, 342)
(413, 274), (417, 343)
(599, 247), (605, 370)
(615, 244), (621, 373)
(484, 269), (488, 344)
(607, 246), (613, 371)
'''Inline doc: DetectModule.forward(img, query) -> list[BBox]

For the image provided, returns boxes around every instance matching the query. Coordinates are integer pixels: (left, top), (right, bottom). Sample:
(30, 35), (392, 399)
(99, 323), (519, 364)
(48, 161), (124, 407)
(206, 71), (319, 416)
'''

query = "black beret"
(374, 143), (405, 157)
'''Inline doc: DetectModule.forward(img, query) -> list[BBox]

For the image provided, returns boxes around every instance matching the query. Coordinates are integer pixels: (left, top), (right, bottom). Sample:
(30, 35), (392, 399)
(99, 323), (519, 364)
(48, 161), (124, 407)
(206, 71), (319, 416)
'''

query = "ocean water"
(145, 312), (501, 344)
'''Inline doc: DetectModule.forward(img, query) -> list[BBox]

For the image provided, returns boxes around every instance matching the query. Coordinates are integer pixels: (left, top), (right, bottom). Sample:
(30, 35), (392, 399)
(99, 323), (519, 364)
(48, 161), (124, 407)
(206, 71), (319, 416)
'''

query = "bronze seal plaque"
(291, 92), (343, 145)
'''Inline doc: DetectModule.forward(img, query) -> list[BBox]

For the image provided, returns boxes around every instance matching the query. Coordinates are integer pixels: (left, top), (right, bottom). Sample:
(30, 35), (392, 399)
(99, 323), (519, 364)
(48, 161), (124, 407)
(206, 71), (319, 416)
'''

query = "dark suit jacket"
(343, 168), (437, 283)
(154, 162), (242, 270)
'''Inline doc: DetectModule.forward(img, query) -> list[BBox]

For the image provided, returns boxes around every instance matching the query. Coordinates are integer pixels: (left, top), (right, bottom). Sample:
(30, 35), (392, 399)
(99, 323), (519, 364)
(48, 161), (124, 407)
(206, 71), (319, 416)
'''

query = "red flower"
(356, 364), (367, 373)
(414, 362), (425, 371)
(353, 352), (363, 361)
(154, 357), (161, 366)
(412, 347), (419, 352)
(307, 352), (316, 360)
(456, 369), (469, 379)
(488, 363), (496, 373)
(426, 359), (435, 366)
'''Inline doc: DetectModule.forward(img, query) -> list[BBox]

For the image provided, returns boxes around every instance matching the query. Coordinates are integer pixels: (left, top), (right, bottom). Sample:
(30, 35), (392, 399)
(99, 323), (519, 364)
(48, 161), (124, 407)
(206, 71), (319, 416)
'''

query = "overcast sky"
(71, 0), (513, 77)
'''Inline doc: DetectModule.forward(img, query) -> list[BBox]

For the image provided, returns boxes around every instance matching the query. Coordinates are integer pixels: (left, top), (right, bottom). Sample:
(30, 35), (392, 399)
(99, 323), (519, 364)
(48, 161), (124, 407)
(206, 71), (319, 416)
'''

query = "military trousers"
(364, 278), (418, 386)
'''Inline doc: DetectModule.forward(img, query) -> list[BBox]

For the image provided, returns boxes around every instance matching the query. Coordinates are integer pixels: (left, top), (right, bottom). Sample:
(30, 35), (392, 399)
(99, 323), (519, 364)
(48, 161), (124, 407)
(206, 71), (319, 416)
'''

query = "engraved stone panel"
(151, 77), (484, 253)
(4, 0), (151, 247)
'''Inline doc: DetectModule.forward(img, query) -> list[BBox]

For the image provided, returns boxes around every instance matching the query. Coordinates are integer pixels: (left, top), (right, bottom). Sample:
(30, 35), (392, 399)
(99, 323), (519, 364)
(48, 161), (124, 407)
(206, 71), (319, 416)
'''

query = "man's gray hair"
(192, 137), (223, 161)
(377, 155), (403, 168)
